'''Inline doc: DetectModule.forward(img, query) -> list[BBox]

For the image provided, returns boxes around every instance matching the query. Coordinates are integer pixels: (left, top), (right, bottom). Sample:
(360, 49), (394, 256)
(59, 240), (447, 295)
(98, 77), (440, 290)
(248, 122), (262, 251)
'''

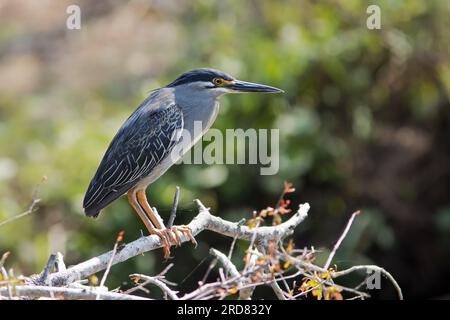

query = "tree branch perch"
(48, 201), (310, 287)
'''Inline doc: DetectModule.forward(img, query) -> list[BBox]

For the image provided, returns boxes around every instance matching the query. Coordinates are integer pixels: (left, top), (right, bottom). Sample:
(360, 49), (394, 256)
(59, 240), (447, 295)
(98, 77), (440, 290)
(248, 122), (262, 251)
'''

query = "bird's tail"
(84, 204), (101, 218)
(83, 183), (132, 218)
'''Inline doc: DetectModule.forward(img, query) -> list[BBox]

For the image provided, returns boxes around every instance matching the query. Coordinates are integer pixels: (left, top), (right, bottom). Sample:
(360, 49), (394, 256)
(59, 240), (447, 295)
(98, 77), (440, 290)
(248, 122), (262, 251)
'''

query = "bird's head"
(167, 68), (283, 96)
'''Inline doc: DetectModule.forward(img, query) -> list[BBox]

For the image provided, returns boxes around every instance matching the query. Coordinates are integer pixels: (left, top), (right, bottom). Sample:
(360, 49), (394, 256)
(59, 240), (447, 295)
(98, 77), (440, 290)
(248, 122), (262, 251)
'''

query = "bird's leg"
(136, 189), (197, 248)
(127, 190), (171, 258)
(136, 190), (180, 247)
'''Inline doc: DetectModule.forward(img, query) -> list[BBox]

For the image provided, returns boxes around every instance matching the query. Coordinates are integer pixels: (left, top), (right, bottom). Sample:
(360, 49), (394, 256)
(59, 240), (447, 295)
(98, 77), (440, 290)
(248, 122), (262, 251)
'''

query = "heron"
(83, 68), (283, 258)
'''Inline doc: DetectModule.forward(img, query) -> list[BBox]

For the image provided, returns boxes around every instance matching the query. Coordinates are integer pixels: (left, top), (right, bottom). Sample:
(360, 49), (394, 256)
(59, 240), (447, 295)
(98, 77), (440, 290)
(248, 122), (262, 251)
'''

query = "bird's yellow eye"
(212, 77), (224, 86)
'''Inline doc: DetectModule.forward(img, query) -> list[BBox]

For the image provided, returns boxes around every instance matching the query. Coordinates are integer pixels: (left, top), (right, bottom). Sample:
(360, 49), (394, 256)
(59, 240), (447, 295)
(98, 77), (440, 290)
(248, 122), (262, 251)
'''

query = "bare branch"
(0, 252), (10, 268)
(96, 231), (123, 299)
(210, 248), (240, 278)
(130, 274), (179, 300)
(48, 202), (310, 286)
(324, 210), (361, 270)
(0, 177), (46, 228)
(167, 186), (180, 229)
(332, 265), (403, 300)
(0, 199), (40, 228)
(4, 187), (400, 301)
(226, 218), (246, 268)
(270, 281), (288, 300)
(0, 285), (150, 300)
(1, 266), (12, 299)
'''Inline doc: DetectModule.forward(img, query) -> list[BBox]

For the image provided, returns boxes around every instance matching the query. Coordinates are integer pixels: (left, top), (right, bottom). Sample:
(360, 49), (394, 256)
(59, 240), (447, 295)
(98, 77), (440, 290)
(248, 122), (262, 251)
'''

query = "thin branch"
(0, 266), (12, 299)
(130, 274), (179, 300)
(167, 186), (180, 229)
(200, 257), (217, 285)
(96, 231), (124, 299)
(209, 248), (256, 300)
(0, 252), (10, 268)
(180, 265), (268, 300)
(0, 199), (40, 228)
(323, 210), (361, 270)
(0, 177), (46, 228)
(332, 265), (403, 300)
(226, 218), (246, 267)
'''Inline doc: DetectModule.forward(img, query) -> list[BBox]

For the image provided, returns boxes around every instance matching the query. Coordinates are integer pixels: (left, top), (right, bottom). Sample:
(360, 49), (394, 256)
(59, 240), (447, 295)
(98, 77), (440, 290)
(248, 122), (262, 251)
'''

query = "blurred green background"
(0, 0), (449, 299)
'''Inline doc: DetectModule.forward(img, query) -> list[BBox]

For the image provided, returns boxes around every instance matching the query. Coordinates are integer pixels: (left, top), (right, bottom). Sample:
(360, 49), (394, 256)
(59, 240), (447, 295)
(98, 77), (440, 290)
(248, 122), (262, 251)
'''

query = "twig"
(209, 247), (256, 299)
(96, 231), (124, 300)
(130, 274), (179, 300)
(280, 253), (328, 274)
(0, 199), (41, 228)
(0, 252), (10, 268)
(332, 265), (403, 300)
(0, 266), (12, 299)
(0, 177), (46, 228)
(125, 264), (176, 295)
(167, 186), (180, 228)
(244, 219), (261, 274)
(158, 263), (175, 278)
(200, 257), (217, 285)
(181, 265), (266, 300)
(226, 218), (246, 268)
(323, 210), (361, 270)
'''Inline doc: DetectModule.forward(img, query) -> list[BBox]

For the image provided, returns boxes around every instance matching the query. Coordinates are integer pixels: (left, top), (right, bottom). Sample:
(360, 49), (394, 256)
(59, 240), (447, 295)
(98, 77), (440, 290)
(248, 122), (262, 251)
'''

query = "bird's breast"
(182, 100), (220, 143)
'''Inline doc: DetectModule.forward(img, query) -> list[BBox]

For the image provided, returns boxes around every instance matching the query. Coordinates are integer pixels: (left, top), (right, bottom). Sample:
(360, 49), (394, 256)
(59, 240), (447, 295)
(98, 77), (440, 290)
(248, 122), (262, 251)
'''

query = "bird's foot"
(160, 225), (197, 249)
(153, 229), (172, 259)
(152, 226), (197, 259)
(175, 225), (197, 248)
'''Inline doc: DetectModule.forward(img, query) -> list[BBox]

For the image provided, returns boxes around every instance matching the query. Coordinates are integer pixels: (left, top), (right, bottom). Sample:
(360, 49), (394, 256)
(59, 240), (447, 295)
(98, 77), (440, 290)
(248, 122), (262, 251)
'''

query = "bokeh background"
(0, 0), (449, 299)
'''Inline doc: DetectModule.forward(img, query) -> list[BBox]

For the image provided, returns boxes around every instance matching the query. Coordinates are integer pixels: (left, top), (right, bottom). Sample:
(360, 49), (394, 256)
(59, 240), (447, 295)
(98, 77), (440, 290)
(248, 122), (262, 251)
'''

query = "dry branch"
(130, 274), (179, 300)
(0, 199), (40, 228)
(1, 188), (403, 300)
(0, 285), (149, 300)
(48, 201), (310, 287)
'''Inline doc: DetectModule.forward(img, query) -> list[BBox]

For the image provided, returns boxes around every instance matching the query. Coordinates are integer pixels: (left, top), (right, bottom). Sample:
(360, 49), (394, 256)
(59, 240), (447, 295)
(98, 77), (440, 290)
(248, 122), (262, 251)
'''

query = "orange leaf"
(116, 230), (125, 242)
(283, 181), (296, 193)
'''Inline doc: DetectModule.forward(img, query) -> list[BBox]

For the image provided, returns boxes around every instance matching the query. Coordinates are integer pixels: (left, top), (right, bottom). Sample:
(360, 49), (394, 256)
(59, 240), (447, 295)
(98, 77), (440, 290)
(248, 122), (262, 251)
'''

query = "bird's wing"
(83, 102), (183, 217)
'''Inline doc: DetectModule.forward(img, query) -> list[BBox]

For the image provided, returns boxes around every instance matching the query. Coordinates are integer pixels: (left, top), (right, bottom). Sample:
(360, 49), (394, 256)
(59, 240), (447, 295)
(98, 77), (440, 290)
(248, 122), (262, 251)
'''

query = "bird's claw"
(176, 225), (197, 248)
(153, 229), (172, 259)
(157, 225), (197, 258)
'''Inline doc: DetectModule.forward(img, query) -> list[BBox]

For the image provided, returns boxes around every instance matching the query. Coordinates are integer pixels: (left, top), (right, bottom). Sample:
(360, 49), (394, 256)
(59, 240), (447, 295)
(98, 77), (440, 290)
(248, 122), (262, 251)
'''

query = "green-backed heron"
(83, 68), (283, 257)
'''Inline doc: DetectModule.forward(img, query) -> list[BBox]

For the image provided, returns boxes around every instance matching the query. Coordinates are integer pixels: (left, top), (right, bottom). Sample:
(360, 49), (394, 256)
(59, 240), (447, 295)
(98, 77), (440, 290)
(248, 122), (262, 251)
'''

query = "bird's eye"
(212, 78), (224, 86)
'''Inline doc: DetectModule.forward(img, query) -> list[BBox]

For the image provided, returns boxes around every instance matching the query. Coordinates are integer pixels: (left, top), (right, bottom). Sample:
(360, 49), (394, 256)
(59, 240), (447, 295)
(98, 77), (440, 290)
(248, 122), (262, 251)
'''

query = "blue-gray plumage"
(83, 97), (183, 217)
(83, 68), (283, 257)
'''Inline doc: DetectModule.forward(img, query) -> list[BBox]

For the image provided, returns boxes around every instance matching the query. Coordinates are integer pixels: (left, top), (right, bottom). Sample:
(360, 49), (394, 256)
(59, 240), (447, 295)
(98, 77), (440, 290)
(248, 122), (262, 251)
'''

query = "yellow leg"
(136, 189), (180, 246)
(127, 190), (171, 258)
(136, 189), (197, 247)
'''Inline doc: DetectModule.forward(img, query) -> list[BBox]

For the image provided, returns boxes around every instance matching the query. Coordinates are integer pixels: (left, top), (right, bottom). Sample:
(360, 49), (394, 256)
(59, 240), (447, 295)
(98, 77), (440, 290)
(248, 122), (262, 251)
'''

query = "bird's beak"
(224, 80), (284, 93)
